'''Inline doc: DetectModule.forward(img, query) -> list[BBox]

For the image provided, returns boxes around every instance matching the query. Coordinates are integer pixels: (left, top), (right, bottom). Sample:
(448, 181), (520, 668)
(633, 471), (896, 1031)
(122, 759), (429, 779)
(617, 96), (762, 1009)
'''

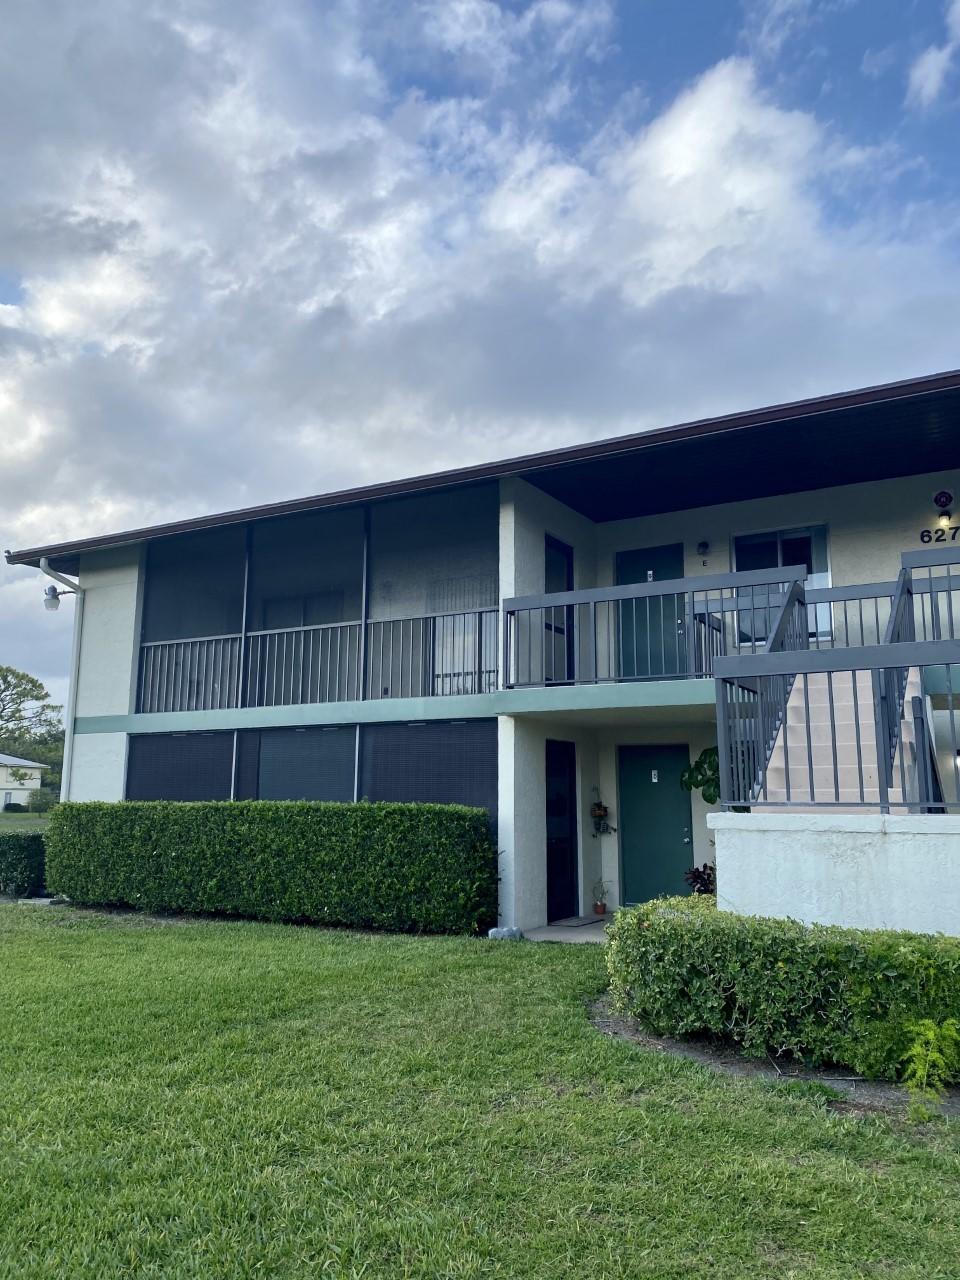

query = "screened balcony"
(135, 486), (500, 713)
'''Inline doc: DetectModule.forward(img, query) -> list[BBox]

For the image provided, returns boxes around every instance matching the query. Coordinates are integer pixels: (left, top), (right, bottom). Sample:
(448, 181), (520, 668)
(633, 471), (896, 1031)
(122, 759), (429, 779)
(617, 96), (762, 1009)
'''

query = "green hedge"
(46, 801), (497, 934)
(0, 832), (46, 897)
(607, 896), (960, 1080)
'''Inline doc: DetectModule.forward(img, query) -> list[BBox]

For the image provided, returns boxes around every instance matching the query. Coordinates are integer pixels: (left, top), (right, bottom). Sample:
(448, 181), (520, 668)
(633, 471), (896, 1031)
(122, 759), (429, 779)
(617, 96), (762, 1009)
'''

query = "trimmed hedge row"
(607, 896), (960, 1080)
(0, 832), (46, 897)
(46, 801), (497, 934)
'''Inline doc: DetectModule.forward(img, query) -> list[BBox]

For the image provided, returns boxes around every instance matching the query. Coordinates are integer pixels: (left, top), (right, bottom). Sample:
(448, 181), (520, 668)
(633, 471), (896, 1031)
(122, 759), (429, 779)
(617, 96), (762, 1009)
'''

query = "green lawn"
(0, 811), (49, 833)
(1, 907), (959, 1279)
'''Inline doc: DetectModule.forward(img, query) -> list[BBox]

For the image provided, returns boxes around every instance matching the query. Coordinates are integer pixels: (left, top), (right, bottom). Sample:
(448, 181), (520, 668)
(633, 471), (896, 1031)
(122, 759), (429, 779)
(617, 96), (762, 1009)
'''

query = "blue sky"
(2, 0), (960, 700)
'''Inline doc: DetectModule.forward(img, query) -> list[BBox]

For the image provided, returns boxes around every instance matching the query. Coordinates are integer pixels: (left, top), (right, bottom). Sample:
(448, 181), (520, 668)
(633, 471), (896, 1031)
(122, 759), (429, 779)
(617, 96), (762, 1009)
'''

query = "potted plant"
(592, 878), (610, 916)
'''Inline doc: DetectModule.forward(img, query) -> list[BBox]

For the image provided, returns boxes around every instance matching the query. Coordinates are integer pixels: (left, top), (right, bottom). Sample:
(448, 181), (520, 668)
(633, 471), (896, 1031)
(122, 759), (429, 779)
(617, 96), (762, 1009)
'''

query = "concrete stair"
(754, 668), (923, 812)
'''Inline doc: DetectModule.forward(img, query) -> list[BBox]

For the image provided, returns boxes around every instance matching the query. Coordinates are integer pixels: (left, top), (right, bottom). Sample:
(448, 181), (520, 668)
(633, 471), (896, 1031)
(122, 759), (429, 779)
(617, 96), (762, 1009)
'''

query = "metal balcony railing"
(366, 610), (498, 700)
(245, 622), (362, 707)
(137, 634), (242, 713)
(502, 566), (808, 688)
(136, 609), (497, 712)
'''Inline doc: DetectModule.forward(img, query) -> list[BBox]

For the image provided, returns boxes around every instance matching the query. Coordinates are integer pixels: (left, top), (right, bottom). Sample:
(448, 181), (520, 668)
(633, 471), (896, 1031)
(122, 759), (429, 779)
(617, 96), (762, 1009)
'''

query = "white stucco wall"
(75, 546), (143, 717)
(69, 733), (128, 802)
(593, 468), (960, 589)
(710, 811), (960, 935)
(499, 476), (598, 599)
(497, 715), (600, 930)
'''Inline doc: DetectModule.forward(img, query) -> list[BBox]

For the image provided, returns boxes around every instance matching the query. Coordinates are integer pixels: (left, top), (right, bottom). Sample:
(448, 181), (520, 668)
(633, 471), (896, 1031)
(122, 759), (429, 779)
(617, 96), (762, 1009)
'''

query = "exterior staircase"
(755, 668), (924, 812)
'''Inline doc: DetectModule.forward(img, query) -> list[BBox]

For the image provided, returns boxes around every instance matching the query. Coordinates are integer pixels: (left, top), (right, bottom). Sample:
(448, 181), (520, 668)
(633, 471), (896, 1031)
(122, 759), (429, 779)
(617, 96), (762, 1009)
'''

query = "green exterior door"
(615, 543), (686, 678)
(619, 744), (694, 904)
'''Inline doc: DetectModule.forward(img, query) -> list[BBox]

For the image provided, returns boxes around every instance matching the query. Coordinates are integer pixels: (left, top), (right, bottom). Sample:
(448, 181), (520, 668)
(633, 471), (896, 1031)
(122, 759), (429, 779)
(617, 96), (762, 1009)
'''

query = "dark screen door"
(545, 739), (578, 921)
(619, 744), (694, 904)
(544, 536), (575, 683)
(615, 543), (685, 678)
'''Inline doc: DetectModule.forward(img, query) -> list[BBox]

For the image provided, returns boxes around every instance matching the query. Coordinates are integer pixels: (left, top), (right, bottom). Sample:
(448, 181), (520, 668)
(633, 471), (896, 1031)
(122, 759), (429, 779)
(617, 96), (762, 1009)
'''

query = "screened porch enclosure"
(136, 486), (500, 712)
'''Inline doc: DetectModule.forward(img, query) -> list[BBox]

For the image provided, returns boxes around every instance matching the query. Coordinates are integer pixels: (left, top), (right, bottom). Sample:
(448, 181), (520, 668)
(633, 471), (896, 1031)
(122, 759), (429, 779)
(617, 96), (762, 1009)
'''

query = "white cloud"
(417, 0), (612, 82)
(742, 0), (817, 60)
(906, 0), (960, 107)
(2, 2), (960, 696)
(907, 42), (955, 108)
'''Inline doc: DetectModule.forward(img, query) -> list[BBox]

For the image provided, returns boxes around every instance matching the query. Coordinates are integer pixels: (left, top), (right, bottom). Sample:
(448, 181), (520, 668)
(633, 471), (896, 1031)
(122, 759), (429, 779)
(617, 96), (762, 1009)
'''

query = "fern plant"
(901, 1019), (960, 1122)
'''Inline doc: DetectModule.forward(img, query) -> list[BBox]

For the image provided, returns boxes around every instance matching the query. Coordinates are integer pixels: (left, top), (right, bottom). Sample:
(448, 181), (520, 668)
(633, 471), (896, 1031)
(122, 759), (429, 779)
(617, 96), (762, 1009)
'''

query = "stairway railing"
(715, 580), (809, 809)
(716, 640), (960, 810)
(873, 569), (915, 792)
(714, 548), (960, 811)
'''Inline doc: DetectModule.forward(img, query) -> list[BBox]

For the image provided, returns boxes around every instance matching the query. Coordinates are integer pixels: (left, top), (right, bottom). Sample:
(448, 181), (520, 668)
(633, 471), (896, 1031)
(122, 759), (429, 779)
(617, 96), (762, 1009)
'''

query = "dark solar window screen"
(126, 732), (234, 800)
(128, 719), (496, 814)
(360, 720), (497, 814)
(255, 727), (355, 801)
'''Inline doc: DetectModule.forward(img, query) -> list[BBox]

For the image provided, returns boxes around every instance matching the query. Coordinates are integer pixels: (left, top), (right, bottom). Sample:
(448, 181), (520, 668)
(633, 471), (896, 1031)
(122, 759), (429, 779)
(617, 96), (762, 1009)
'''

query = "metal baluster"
(802, 674), (814, 803)
(945, 664), (960, 809)
(199, 640), (208, 709)
(947, 565), (956, 640)
(377, 620), (385, 699)
(826, 670), (839, 803)
(732, 680), (747, 798)
(896, 674), (909, 807)
(851, 669), (865, 804)
(872, 669), (890, 813)
(162, 644), (171, 713)
(781, 675), (791, 805)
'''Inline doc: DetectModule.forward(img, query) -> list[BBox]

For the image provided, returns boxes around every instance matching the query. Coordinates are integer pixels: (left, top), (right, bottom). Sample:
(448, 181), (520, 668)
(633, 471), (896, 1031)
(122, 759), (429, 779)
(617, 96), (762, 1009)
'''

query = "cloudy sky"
(3, 0), (960, 706)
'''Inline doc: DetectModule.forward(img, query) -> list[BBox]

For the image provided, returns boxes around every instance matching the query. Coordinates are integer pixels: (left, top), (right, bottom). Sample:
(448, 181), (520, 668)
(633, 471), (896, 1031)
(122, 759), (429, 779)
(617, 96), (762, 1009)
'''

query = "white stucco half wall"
(69, 733), (128, 802)
(709, 811), (960, 936)
(75, 546), (143, 718)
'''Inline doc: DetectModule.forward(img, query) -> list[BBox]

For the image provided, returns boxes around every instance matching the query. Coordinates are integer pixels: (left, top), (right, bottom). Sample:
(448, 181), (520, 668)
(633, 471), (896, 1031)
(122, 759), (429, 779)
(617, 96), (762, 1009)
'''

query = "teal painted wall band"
(74, 680), (716, 735)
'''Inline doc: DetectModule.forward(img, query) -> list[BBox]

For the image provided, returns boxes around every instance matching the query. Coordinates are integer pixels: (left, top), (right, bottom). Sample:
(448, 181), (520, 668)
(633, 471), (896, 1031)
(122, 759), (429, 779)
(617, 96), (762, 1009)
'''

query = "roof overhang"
(8, 367), (960, 574)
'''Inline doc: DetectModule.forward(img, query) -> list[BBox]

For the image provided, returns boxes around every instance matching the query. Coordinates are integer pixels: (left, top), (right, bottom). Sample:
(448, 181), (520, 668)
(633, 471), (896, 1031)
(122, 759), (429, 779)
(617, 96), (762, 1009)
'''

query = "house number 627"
(920, 527), (960, 543)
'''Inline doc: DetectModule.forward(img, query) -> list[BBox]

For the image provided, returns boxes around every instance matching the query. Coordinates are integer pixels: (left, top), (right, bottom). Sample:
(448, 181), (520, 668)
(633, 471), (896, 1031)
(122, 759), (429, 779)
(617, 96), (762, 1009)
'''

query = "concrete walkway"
(525, 920), (609, 944)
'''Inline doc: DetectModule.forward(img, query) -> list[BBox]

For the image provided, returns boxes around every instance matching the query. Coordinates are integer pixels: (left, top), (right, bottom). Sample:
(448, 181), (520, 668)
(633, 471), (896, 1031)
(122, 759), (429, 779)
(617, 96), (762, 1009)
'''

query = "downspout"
(39, 558), (84, 802)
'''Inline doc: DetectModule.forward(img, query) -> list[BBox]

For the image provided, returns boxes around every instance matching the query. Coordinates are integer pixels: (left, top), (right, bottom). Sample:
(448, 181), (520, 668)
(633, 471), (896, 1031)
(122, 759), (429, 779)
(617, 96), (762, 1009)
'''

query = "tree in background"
(0, 666), (61, 741)
(0, 666), (64, 807)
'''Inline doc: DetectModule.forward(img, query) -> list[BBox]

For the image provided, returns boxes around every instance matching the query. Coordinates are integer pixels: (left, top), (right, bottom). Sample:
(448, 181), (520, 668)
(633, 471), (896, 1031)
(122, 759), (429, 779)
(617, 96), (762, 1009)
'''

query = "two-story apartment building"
(0, 754), (47, 808)
(8, 369), (960, 932)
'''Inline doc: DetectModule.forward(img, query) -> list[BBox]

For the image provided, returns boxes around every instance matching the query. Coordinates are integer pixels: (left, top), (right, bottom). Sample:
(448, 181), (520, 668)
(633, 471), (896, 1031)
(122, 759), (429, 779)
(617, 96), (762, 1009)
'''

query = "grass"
(0, 811), (49, 833)
(1, 907), (959, 1278)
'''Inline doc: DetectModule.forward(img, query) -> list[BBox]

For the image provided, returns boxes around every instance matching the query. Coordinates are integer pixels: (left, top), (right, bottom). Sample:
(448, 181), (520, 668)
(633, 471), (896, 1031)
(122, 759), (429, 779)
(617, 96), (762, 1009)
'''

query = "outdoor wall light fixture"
(43, 583), (75, 612)
(935, 490), (954, 527)
(696, 540), (710, 557)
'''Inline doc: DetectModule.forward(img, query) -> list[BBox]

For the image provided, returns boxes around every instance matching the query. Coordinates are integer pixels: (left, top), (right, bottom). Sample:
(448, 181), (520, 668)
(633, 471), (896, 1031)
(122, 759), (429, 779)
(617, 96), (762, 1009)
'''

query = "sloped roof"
(7, 366), (960, 574)
(0, 753), (47, 770)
